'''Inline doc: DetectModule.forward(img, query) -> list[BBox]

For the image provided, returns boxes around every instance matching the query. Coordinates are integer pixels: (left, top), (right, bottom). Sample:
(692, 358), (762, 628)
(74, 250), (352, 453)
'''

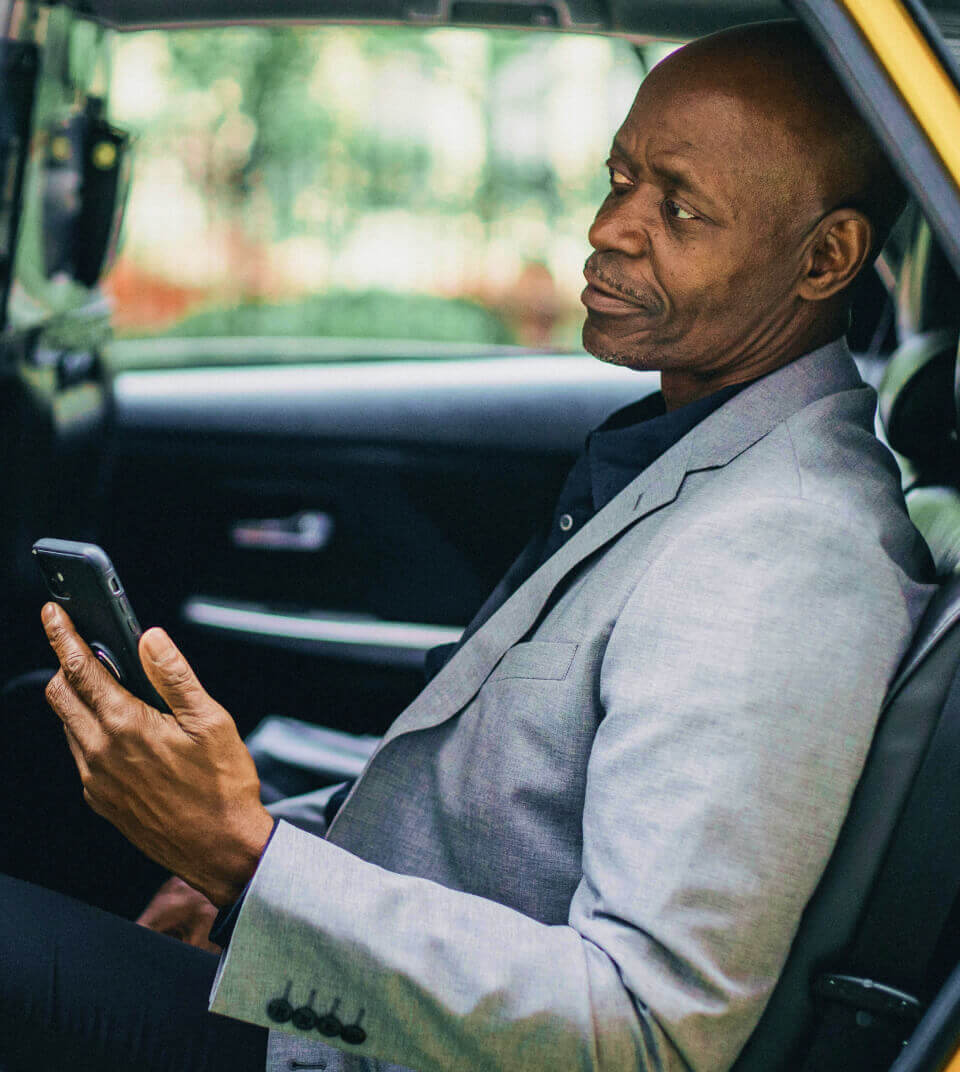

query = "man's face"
(582, 53), (822, 379)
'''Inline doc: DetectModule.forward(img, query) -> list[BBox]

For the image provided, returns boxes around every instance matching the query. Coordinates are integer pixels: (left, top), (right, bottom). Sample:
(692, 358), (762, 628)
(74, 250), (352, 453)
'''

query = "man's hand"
(137, 875), (222, 953)
(42, 602), (275, 907)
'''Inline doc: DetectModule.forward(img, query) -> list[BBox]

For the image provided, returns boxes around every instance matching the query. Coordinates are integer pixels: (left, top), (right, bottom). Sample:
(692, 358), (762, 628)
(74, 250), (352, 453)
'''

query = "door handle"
(230, 510), (334, 552)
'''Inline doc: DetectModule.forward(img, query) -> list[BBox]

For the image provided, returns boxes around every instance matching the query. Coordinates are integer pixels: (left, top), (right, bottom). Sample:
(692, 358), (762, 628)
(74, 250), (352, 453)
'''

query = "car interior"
(2, 0), (960, 1069)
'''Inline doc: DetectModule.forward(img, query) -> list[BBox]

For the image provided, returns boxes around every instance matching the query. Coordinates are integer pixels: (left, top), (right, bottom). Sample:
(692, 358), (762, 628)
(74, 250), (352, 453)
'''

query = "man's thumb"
(140, 628), (210, 716)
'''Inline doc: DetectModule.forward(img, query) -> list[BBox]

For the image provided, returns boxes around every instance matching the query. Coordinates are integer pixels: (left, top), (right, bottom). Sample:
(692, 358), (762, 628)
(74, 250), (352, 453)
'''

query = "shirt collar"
(586, 379), (750, 511)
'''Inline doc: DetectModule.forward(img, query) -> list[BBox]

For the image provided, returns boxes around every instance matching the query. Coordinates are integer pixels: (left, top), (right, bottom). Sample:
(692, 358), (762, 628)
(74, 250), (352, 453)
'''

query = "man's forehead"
(624, 40), (828, 161)
(612, 75), (805, 210)
(611, 129), (717, 190)
(612, 92), (741, 203)
(619, 71), (770, 147)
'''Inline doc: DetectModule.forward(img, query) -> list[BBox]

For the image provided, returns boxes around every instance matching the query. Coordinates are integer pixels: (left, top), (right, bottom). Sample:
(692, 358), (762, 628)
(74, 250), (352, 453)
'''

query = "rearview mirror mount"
(41, 94), (131, 289)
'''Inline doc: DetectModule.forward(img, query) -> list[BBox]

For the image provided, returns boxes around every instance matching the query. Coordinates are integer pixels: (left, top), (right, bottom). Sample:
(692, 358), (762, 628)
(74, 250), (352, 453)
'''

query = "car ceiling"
(57, 0), (793, 36)
(51, 0), (960, 46)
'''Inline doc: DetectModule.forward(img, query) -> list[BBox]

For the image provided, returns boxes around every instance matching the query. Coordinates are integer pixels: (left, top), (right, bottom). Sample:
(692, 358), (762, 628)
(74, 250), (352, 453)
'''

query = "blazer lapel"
(378, 436), (693, 745)
(379, 338), (864, 745)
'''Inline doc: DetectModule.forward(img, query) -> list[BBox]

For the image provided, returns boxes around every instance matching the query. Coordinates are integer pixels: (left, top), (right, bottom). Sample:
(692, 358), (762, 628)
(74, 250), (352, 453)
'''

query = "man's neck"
(660, 319), (847, 412)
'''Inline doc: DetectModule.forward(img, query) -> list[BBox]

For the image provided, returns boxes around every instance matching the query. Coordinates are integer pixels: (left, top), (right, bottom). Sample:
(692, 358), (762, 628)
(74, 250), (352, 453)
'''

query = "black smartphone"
(32, 538), (168, 711)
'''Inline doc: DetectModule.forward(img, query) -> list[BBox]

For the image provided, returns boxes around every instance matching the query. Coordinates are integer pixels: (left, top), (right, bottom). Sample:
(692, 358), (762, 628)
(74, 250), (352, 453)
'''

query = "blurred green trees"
(14, 17), (649, 351)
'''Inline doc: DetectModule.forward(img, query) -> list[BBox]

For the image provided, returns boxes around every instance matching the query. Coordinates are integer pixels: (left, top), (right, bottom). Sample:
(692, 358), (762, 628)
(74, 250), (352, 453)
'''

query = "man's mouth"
(581, 263), (659, 317)
(581, 282), (646, 315)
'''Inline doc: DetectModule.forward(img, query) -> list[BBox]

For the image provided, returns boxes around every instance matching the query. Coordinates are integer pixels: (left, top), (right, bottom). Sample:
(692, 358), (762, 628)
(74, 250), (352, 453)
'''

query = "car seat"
(733, 221), (960, 1071)
(879, 217), (960, 571)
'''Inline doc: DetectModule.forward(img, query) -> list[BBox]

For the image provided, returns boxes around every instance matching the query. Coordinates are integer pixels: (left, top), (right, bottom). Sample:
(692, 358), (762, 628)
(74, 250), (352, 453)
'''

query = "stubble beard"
(582, 320), (661, 372)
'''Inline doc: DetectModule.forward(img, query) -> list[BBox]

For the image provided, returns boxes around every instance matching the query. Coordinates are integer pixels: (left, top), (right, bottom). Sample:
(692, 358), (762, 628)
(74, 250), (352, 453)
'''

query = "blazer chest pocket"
(491, 640), (578, 681)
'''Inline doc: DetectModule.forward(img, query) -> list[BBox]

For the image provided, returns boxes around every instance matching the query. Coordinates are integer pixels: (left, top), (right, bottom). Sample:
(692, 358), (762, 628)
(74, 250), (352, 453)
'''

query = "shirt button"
(558, 513), (574, 532)
(317, 998), (342, 1037)
(341, 1023), (367, 1045)
(266, 997), (292, 1023)
(292, 1005), (317, 1031)
(292, 989), (319, 1031)
(316, 1011), (342, 1037)
(340, 1008), (367, 1045)
(266, 982), (294, 1023)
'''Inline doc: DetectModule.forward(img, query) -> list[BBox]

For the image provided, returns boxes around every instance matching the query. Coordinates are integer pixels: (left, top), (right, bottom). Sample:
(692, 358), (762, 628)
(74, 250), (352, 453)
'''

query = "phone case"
(32, 538), (168, 711)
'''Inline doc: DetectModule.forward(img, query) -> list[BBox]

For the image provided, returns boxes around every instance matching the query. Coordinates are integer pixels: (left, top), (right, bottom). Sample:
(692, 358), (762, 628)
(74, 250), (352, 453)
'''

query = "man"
(0, 19), (936, 1072)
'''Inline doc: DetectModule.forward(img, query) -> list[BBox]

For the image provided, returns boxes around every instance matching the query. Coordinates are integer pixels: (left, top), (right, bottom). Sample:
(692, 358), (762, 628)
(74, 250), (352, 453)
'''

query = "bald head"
(582, 19), (904, 406)
(655, 21), (905, 258)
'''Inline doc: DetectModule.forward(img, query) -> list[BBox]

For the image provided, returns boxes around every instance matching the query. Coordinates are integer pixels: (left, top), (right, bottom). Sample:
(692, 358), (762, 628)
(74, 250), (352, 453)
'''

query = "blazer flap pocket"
(492, 640), (578, 681)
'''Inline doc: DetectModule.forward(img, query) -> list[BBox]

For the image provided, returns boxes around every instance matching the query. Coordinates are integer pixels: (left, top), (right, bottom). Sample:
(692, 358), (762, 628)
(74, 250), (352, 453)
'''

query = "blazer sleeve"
(209, 496), (919, 1072)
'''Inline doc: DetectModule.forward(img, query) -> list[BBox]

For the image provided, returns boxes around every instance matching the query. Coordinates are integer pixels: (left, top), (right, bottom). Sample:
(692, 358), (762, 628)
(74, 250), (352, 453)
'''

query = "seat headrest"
(878, 328), (958, 474)
(907, 486), (960, 577)
(897, 215), (960, 339)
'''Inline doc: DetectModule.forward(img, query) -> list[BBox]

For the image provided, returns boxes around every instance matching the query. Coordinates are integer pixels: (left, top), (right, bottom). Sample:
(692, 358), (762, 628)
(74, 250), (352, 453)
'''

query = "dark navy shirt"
(537, 380), (748, 567)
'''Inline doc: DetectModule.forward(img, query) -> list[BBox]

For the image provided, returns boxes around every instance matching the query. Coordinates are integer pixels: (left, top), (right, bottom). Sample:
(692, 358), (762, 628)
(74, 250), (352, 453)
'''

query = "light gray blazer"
(209, 339), (934, 1072)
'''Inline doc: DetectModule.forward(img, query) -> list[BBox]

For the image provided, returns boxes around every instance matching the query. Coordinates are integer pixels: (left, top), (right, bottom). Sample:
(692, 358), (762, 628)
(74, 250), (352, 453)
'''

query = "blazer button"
(267, 982), (294, 1024)
(340, 1009), (366, 1045)
(292, 990), (319, 1031)
(316, 998), (342, 1037)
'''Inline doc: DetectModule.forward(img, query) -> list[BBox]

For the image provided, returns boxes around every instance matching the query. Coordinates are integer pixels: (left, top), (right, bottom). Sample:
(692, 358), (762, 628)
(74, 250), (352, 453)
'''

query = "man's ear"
(797, 208), (873, 302)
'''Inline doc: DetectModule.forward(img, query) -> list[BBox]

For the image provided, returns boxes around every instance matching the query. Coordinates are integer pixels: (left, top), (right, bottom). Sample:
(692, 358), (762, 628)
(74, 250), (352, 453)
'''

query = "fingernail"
(41, 603), (57, 626)
(142, 628), (171, 662)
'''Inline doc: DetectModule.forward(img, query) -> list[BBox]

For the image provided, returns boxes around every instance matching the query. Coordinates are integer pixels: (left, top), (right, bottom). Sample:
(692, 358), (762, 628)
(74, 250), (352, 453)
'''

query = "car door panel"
(102, 352), (655, 735)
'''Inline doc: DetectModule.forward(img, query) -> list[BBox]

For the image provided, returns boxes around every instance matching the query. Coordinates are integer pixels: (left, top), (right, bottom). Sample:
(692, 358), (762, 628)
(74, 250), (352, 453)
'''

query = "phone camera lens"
(46, 569), (70, 599)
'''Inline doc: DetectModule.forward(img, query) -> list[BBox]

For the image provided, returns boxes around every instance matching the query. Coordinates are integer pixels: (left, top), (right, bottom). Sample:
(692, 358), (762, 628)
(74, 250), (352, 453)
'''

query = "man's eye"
(608, 167), (632, 191)
(663, 198), (697, 221)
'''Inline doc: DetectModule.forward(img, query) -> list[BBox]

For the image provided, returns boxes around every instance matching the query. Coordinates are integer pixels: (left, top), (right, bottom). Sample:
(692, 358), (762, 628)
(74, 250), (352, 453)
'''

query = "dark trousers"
(0, 673), (269, 1070)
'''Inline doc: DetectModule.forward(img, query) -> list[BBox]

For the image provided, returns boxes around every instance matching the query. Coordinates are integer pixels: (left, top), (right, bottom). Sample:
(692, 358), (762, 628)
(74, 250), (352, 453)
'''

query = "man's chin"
(582, 320), (659, 371)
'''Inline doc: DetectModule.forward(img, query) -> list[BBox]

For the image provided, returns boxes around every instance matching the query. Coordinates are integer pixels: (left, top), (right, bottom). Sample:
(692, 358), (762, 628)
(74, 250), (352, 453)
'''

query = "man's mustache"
(584, 253), (664, 314)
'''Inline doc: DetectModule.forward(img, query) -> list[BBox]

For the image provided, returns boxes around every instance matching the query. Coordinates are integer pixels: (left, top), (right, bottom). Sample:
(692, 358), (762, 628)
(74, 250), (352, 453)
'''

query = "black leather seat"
(879, 331), (960, 573)
(908, 487), (960, 578)
(734, 564), (960, 1070)
(879, 214), (960, 573)
(895, 213), (959, 342)
(880, 330), (958, 479)
(735, 218), (960, 1070)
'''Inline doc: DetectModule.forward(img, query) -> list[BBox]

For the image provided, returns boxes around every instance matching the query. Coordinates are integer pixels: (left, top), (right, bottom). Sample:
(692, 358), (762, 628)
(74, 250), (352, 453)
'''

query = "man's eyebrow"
(610, 139), (727, 217)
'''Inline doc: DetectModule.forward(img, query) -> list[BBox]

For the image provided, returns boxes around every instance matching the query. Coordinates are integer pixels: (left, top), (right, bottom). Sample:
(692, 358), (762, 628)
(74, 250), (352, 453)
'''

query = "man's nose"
(588, 190), (653, 258)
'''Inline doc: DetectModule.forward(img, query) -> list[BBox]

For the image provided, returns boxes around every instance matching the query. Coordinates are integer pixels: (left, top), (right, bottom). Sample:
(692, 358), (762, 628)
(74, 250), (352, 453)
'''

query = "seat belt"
(800, 660), (960, 1071)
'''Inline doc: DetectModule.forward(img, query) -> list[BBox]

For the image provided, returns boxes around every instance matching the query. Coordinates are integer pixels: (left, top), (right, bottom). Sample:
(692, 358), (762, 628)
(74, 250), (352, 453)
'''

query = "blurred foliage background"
(12, 15), (668, 354)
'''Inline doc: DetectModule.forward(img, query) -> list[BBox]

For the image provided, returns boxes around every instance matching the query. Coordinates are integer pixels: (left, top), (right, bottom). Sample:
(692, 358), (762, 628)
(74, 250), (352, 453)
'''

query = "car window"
(18, 24), (649, 365)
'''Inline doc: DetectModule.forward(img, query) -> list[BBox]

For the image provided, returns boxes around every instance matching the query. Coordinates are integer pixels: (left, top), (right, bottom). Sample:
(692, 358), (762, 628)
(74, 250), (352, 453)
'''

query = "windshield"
(90, 25), (648, 353)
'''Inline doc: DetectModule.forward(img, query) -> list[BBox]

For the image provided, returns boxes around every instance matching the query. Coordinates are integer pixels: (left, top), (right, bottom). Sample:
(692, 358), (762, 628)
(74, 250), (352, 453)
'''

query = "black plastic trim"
(814, 974), (924, 1024)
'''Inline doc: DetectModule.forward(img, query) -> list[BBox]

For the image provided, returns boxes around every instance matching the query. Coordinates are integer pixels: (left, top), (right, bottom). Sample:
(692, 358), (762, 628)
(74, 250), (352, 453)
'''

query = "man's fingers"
(136, 875), (222, 951)
(42, 603), (125, 717)
(140, 628), (213, 720)
(61, 722), (92, 784)
(44, 668), (103, 754)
